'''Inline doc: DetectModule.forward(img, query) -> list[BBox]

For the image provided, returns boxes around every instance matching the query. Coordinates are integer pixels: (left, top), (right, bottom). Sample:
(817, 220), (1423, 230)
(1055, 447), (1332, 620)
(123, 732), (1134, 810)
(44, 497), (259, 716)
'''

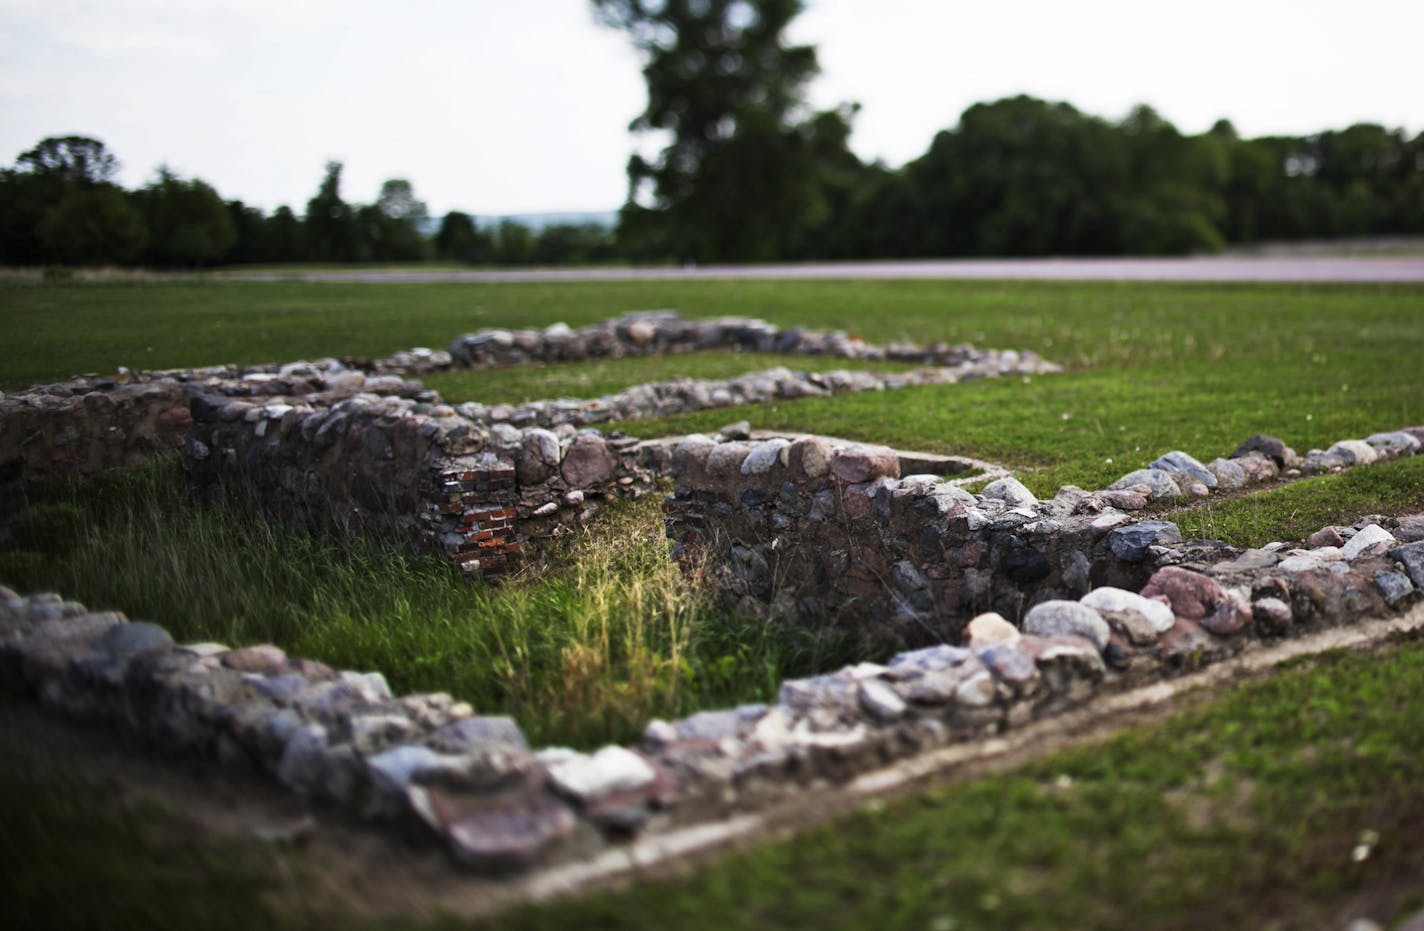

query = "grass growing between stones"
(0, 461), (863, 749)
(1173, 454), (1424, 547)
(419, 350), (918, 406)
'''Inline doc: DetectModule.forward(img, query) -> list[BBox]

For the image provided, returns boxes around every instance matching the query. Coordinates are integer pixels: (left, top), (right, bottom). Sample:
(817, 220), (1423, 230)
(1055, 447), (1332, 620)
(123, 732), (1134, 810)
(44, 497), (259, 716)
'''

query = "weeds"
(0, 462), (858, 747)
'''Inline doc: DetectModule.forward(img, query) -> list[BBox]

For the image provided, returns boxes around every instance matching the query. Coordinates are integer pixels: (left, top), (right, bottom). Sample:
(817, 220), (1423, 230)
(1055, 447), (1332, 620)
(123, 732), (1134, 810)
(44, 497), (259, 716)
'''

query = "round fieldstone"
(1079, 586), (1176, 643)
(965, 612), (1020, 648)
(1107, 520), (1184, 562)
(979, 476), (1037, 508)
(1140, 566), (1251, 637)
(1107, 469), (1182, 501)
(1230, 434), (1298, 469)
(830, 445), (900, 483)
(1150, 451), (1217, 488)
(1022, 600), (1111, 650)
(560, 434), (616, 487)
(741, 438), (791, 475)
(95, 622), (173, 662)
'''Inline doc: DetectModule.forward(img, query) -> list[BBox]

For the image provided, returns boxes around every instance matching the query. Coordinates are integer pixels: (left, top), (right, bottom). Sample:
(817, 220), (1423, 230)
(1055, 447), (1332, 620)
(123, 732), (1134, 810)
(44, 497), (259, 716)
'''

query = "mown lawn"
(1, 276), (1423, 926)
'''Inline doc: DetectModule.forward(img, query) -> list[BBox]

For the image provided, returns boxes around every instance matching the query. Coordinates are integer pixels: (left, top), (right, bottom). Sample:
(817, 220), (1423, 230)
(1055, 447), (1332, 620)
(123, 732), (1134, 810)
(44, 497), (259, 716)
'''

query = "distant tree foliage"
(2, 91), (1424, 270)
(132, 168), (236, 267)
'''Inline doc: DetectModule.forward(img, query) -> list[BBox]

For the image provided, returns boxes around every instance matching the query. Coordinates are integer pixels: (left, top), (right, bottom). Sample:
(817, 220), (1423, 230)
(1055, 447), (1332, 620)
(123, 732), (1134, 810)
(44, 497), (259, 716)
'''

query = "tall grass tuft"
(0, 460), (860, 747)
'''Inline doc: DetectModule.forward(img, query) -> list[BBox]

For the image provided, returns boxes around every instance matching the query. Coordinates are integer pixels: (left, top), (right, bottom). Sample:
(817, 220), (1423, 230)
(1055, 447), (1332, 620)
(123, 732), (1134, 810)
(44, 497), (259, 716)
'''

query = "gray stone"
(428, 715), (528, 752)
(888, 644), (972, 673)
(94, 622), (173, 662)
(1364, 430), (1421, 455)
(1230, 434), (1297, 468)
(979, 476), (1037, 508)
(1150, 451), (1217, 488)
(741, 438), (790, 475)
(857, 679), (907, 721)
(1389, 541), (1424, 588)
(277, 723), (329, 793)
(1108, 521), (1184, 562)
(1107, 469), (1182, 501)
(705, 441), (752, 478)
(1394, 516), (1424, 543)
(979, 642), (1039, 685)
(1205, 457), (1247, 489)
(1022, 601), (1111, 650)
(1374, 571), (1414, 605)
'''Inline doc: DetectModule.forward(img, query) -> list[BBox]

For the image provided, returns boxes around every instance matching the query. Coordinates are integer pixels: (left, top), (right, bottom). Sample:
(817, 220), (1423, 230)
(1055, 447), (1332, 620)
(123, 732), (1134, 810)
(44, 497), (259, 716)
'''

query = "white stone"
(857, 680), (907, 721)
(1080, 587), (1176, 634)
(966, 612), (1020, 648)
(1326, 439), (1378, 465)
(980, 476), (1038, 508)
(1022, 600), (1112, 650)
(547, 745), (656, 802)
(1342, 524), (1397, 560)
(741, 438), (791, 475)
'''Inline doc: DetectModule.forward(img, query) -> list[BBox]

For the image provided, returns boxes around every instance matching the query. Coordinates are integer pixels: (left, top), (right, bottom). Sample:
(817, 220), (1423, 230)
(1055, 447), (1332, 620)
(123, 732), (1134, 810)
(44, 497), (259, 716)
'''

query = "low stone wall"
(664, 427), (1424, 640)
(182, 393), (654, 574)
(0, 364), (427, 490)
(4, 511), (1421, 875)
(451, 351), (1058, 430)
(429, 310), (1055, 373)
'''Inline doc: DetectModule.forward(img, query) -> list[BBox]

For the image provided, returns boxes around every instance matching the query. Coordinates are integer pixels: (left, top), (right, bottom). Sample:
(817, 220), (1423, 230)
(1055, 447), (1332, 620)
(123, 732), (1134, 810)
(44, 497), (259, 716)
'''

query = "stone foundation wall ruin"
(4, 507), (1422, 876)
(182, 393), (656, 574)
(4, 307), (1424, 886)
(664, 427), (1424, 644)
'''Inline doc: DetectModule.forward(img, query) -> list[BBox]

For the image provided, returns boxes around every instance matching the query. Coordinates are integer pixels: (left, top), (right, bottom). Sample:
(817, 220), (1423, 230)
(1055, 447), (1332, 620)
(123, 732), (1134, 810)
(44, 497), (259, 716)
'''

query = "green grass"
(3, 279), (1419, 495)
(494, 636), (1424, 931)
(1174, 454), (1424, 547)
(0, 462), (863, 749)
(420, 350), (917, 406)
(6, 637), (1423, 930)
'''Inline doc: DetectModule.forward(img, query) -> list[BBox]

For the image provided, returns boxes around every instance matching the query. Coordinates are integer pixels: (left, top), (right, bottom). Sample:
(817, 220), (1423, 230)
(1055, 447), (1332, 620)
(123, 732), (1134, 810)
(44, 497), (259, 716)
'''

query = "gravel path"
(232, 256), (1424, 285)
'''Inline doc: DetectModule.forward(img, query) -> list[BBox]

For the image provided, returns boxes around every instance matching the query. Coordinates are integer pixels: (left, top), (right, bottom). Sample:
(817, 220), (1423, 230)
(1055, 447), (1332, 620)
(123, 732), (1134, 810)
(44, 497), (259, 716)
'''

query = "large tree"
(594, 0), (863, 262)
(132, 167), (237, 267)
(304, 161), (357, 262)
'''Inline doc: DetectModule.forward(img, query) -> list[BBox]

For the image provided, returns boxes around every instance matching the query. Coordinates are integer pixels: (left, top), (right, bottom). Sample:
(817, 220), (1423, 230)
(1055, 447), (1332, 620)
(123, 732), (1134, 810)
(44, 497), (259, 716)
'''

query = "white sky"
(1, 0), (1420, 217)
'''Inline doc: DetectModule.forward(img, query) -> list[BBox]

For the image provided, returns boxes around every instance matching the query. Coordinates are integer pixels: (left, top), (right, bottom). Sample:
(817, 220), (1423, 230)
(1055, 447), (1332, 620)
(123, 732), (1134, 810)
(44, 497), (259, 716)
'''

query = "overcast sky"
(2, 0), (1420, 217)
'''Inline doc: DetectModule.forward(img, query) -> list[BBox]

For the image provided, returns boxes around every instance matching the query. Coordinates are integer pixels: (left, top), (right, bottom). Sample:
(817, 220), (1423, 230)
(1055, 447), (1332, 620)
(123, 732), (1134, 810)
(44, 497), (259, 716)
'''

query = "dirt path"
(228, 256), (1424, 285)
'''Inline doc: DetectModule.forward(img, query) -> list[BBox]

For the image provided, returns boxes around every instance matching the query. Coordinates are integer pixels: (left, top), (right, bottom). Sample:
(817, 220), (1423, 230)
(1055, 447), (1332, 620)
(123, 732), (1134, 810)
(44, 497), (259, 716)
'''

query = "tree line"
(4, 0), (1422, 268)
(0, 138), (616, 268)
(593, 0), (1424, 262)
